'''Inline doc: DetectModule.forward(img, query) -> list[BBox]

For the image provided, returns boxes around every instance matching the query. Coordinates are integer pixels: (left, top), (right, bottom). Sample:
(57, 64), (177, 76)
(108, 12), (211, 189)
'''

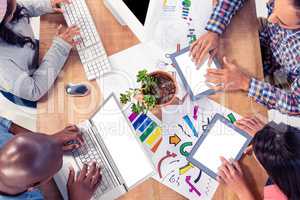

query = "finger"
(196, 46), (210, 66)
(78, 164), (88, 181)
(65, 29), (81, 39)
(70, 133), (84, 146)
(251, 116), (266, 127)
(53, 7), (64, 13)
(189, 40), (199, 55)
(91, 167), (101, 186)
(225, 158), (237, 176)
(85, 162), (97, 182)
(77, 134), (84, 146)
(58, 0), (71, 3)
(210, 48), (218, 58)
(218, 170), (228, 183)
(66, 125), (79, 132)
(62, 26), (73, 36)
(223, 57), (235, 69)
(67, 167), (75, 187)
(210, 84), (225, 91)
(72, 40), (81, 46)
(63, 144), (80, 151)
(217, 175), (226, 184)
(56, 24), (63, 35)
(93, 174), (102, 192)
(236, 119), (256, 131)
(220, 157), (231, 178)
(205, 72), (224, 80)
(240, 118), (258, 129)
(205, 76), (223, 85)
(208, 53), (216, 68)
(244, 145), (253, 156)
(231, 160), (243, 174)
(191, 42), (203, 60)
(207, 68), (226, 75)
(235, 122), (253, 133)
(65, 27), (80, 38)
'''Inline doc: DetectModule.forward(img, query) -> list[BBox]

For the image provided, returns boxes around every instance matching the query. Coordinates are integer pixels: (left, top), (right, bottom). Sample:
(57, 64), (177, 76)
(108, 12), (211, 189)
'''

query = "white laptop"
(54, 94), (155, 200)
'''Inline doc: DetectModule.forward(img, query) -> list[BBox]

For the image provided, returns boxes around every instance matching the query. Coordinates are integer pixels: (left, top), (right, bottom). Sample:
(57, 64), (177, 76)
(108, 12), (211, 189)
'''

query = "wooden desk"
(38, 0), (268, 199)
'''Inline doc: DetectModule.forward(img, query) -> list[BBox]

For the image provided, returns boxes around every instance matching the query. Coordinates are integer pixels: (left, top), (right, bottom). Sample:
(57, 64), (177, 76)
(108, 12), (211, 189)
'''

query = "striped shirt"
(205, 0), (300, 115)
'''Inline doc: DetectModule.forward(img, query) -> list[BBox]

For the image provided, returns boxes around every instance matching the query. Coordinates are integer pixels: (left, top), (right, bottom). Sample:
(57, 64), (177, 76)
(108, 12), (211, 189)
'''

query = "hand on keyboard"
(67, 162), (102, 200)
(61, 0), (112, 80)
(56, 24), (81, 46)
(52, 125), (84, 151)
(51, 0), (71, 13)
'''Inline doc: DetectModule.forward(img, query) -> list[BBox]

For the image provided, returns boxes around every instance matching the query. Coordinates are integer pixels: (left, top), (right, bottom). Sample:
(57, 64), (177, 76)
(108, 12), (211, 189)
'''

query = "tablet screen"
(174, 51), (216, 96)
(192, 120), (247, 174)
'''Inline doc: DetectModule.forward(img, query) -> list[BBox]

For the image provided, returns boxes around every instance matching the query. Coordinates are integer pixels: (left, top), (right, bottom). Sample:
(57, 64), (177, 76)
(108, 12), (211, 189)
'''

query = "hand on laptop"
(52, 125), (84, 151)
(68, 162), (102, 200)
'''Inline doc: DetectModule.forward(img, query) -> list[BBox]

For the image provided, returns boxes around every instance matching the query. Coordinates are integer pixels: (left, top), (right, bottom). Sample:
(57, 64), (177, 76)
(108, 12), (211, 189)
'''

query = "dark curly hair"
(253, 123), (300, 200)
(0, 0), (36, 48)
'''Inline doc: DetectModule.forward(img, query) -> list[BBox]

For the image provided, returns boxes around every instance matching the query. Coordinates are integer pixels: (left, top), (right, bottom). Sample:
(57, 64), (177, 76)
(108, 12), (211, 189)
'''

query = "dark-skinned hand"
(68, 162), (102, 200)
(52, 125), (84, 151)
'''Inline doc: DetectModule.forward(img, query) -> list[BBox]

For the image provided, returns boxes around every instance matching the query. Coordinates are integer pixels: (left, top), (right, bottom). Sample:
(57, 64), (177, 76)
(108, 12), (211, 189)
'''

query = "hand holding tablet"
(187, 114), (252, 180)
(170, 47), (221, 100)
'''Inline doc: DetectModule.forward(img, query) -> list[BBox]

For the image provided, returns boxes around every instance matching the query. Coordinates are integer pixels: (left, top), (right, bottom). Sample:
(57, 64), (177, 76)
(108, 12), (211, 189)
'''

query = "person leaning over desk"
(217, 116), (300, 200)
(0, 116), (102, 200)
(0, 0), (79, 102)
(191, 0), (300, 115)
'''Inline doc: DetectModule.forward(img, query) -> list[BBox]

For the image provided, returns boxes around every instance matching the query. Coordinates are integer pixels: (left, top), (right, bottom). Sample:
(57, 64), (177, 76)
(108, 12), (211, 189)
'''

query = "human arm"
(206, 0), (247, 35)
(0, 26), (80, 101)
(0, 116), (33, 135)
(18, 0), (71, 17)
(190, 0), (247, 64)
(68, 162), (102, 200)
(205, 54), (300, 115)
(52, 125), (84, 151)
(248, 77), (300, 115)
(217, 157), (256, 200)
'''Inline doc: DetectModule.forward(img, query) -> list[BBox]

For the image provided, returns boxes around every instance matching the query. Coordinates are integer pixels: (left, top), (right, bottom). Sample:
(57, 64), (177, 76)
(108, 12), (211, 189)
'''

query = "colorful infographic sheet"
(154, 0), (213, 51)
(125, 97), (241, 199)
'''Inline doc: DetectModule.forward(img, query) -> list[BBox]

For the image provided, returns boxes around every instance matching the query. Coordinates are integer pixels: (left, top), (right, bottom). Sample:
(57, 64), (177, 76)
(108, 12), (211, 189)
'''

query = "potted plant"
(120, 69), (177, 114)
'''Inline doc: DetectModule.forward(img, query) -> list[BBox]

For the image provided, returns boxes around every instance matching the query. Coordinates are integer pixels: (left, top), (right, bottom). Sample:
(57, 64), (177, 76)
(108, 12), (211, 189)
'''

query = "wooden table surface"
(38, 0), (268, 199)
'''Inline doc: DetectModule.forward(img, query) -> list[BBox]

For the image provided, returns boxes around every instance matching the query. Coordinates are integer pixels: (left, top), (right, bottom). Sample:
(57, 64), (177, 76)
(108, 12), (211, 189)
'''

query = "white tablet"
(170, 47), (221, 101)
(187, 113), (252, 179)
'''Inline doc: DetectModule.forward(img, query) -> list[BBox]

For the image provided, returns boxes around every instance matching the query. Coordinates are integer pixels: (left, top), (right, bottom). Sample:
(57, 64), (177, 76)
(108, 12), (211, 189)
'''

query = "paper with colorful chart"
(154, 0), (213, 51)
(125, 97), (241, 199)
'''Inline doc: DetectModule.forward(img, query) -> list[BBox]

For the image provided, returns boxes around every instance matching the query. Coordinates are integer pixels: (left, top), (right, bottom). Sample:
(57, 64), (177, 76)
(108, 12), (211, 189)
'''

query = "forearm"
(17, 0), (54, 17)
(12, 37), (72, 101)
(9, 123), (33, 135)
(237, 189), (256, 200)
(248, 78), (300, 114)
(205, 0), (247, 34)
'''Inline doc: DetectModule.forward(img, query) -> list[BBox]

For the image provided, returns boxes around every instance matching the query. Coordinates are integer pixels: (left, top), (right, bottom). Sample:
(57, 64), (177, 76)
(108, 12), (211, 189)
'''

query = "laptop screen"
(91, 95), (154, 188)
(122, 0), (150, 25)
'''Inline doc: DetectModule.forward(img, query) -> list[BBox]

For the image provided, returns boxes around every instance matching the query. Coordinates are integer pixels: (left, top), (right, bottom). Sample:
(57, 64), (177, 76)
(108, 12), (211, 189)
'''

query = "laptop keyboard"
(72, 128), (116, 198)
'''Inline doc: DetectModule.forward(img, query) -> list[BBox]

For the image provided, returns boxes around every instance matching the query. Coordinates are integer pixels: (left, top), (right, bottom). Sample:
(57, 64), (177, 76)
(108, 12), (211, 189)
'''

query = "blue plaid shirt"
(205, 0), (300, 115)
(0, 117), (44, 200)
